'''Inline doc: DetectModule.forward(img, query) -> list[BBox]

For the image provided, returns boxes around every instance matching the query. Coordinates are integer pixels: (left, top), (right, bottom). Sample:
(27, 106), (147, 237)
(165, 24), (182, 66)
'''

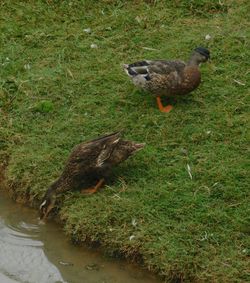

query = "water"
(0, 192), (162, 283)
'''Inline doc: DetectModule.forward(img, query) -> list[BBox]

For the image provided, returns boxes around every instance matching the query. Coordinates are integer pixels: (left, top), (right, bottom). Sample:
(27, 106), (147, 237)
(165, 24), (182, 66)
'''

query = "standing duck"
(39, 132), (144, 220)
(123, 47), (210, 112)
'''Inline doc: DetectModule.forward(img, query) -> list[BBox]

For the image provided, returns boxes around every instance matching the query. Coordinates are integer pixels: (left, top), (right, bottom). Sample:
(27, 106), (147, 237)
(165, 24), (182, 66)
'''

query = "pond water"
(0, 192), (162, 283)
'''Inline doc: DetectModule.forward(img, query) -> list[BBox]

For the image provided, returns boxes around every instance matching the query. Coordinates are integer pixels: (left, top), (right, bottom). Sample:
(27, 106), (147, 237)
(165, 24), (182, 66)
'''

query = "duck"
(39, 132), (145, 220)
(123, 47), (210, 112)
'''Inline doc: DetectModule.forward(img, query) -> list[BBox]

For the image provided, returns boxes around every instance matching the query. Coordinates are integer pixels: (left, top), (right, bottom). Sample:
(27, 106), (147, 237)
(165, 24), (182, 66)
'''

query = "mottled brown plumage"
(39, 132), (144, 220)
(123, 47), (210, 112)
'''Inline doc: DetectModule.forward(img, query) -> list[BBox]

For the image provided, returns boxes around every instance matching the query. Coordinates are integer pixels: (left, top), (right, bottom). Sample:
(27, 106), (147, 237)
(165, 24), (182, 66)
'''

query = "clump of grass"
(33, 100), (54, 113)
(0, 0), (249, 282)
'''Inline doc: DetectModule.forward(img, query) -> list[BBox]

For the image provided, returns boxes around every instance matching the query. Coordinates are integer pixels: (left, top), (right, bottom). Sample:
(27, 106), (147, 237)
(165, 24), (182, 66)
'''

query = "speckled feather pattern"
(44, 133), (143, 197)
(124, 48), (209, 98)
(146, 66), (201, 96)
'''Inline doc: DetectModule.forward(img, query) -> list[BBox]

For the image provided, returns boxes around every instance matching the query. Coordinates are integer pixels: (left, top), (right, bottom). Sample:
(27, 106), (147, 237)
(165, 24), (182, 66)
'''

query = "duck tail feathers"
(123, 64), (137, 77)
(123, 60), (150, 77)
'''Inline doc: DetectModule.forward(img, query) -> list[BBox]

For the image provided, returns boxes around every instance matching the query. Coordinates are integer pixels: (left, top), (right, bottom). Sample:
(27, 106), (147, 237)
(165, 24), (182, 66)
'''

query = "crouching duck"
(39, 132), (144, 220)
(123, 47), (210, 112)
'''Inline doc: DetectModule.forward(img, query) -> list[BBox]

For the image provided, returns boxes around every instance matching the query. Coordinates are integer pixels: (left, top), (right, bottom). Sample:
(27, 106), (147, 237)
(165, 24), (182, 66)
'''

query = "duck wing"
(124, 60), (150, 76)
(66, 132), (121, 170)
(124, 60), (185, 80)
(147, 60), (186, 77)
(95, 133), (121, 167)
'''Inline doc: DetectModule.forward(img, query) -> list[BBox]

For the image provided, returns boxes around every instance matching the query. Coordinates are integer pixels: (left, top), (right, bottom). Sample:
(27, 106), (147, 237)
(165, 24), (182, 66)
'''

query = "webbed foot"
(81, 178), (105, 194)
(156, 97), (173, 113)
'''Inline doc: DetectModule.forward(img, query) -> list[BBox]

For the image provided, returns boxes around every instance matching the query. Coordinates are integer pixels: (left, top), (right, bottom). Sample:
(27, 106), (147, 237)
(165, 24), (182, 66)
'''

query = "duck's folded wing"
(148, 60), (186, 76)
(95, 137), (121, 167)
(124, 60), (150, 76)
(68, 132), (121, 168)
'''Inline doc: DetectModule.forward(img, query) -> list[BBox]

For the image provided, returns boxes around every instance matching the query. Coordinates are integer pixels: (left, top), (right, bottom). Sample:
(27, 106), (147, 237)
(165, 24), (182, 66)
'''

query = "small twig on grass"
(67, 68), (74, 79)
(233, 79), (246, 86)
(132, 219), (137, 227)
(186, 164), (193, 180)
(111, 193), (121, 200)
(142, 47), (159, 51)
(129, 235), (135, 241)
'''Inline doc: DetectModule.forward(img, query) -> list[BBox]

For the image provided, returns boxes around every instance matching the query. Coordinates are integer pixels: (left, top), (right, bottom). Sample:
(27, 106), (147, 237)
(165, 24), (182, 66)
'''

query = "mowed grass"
(0, 0), (249, 282)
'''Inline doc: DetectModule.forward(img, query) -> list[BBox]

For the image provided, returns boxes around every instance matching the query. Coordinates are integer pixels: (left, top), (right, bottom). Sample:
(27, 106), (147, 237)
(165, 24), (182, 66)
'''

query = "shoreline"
(0, 1), (248, 282)
(0, 159), (164, 282)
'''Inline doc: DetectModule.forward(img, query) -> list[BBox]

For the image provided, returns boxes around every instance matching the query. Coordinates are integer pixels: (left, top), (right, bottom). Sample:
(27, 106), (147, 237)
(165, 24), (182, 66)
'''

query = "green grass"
(0, 0), (249, 282)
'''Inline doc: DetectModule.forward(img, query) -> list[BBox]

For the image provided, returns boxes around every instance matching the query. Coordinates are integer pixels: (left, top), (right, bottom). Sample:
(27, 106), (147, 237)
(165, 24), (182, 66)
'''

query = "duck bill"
(133, 143), (145, 152)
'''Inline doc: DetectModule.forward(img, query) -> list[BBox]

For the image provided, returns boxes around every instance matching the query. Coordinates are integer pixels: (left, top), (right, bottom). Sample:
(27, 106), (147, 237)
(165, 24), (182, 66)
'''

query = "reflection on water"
(0, 192), (161, 283)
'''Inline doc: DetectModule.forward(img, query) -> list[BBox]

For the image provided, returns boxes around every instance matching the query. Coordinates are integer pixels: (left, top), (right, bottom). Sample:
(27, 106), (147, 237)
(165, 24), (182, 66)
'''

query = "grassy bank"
(0, 1), (249, 282)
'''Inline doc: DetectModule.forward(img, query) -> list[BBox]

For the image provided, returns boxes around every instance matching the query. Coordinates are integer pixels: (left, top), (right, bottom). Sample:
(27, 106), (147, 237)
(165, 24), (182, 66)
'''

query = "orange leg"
(81, 178), (105, 194)
(156, 97), (173, 113)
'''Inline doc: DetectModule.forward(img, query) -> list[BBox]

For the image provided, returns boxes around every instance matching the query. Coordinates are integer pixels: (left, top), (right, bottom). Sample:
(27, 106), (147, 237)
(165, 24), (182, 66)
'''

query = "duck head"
(110, 140), (145, 165)
(39, 189), (56, 221)
(189, 47), (210, 65)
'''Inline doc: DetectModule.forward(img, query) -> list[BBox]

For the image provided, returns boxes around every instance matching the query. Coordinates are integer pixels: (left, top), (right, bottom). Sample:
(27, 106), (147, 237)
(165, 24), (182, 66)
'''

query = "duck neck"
(47, 177), (64, 196)
(187, 57), (200, 66)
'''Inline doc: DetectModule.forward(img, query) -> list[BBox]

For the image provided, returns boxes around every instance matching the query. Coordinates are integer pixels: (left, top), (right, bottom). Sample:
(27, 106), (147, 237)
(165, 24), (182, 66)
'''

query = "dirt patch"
(0, 156), (8, 191)
(0, 157), (34, 205)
